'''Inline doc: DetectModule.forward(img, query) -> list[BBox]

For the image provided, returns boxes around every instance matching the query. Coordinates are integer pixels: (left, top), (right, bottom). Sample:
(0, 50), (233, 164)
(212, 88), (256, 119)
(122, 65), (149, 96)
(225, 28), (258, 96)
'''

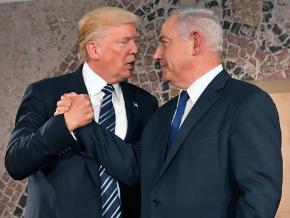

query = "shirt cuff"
(70, 131), (77, 141)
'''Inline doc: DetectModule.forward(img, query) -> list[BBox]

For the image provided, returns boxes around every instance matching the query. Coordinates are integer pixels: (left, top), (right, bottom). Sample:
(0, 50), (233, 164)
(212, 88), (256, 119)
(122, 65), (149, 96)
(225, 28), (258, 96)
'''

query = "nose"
(130, 40), (138, 55)
(152, 46), (161, 61)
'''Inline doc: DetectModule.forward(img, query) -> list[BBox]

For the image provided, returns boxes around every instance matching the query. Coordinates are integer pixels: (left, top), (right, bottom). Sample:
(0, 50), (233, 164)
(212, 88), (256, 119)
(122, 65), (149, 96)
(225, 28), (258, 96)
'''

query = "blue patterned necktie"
(165, 90), (190, 157)
(98, 84), (122, 218)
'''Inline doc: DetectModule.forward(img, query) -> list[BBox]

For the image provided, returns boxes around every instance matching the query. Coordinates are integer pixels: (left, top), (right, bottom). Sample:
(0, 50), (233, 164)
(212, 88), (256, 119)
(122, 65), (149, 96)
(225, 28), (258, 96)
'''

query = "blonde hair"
(77, 7), (140, 62)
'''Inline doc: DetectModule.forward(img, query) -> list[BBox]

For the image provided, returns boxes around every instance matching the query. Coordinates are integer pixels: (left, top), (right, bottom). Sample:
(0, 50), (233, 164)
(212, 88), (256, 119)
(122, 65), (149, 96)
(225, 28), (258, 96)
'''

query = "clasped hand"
(54, 92), (94, 131)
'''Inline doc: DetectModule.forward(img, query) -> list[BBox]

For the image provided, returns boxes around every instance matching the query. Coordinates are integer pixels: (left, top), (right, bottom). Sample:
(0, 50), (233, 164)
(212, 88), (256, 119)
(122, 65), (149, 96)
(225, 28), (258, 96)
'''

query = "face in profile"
(97, 24), (138, 82)
(153, 15), (193, 88)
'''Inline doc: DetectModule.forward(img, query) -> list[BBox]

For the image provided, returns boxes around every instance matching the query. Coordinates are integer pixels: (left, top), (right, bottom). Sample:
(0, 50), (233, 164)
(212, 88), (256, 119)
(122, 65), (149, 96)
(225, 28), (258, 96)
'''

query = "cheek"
(166, 56), (178, 71)
(115, 53), (127, 65)
(164, 59), (181, 80)
(110, 55), (124, 69)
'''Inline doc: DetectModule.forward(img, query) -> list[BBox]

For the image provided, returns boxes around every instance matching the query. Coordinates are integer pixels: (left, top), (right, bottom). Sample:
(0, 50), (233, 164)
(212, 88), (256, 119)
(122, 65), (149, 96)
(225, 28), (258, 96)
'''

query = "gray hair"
(172, 8), (223, 53)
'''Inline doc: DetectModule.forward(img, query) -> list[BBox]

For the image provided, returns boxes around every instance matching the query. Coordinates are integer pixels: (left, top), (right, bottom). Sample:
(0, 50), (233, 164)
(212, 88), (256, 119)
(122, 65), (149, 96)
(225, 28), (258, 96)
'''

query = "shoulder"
(30, 72), (76, 90)
(25, 67), (82, 98)
(150, 96), (177, 119)
(225, 77), (272, 103)
(22, 69), (81, 107)
(229, 78), (262, 93)
(120, 81), (158, 104)
(225, 78), (277, 115)
(160, 96), (178, 111)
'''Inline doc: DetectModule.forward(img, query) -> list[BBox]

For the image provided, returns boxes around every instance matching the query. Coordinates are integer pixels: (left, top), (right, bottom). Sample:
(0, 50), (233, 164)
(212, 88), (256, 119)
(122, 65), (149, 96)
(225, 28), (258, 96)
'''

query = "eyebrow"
(118, 36), (139, 42)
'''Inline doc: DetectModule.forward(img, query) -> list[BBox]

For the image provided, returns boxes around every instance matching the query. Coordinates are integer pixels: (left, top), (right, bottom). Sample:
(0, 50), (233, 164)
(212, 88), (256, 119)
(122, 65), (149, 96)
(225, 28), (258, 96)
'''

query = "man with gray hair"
(57, 7), (282, 218)
(5, 7), (158, 218)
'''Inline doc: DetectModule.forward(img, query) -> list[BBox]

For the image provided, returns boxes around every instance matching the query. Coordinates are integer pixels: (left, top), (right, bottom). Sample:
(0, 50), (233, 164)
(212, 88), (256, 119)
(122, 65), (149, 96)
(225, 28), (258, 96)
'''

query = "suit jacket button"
(152, 199), (160, 207)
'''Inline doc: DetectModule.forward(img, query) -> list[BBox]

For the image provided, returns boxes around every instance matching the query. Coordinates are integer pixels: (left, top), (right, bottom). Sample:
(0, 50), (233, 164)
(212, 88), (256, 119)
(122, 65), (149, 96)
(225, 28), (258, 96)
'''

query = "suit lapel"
(66, 65), (99, 182)
(156, 70), (231, 182)
(65, 64), (88, 94)
(154, 98), (177, 178)
(120, 82), (141, 142)
(159, 98), (178, 159)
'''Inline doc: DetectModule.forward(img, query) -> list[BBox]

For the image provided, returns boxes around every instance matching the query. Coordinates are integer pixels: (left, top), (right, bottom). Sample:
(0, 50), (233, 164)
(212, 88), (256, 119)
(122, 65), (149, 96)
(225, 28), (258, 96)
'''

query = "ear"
(189, 31), (202, 56)
(85, 41), (100, 60)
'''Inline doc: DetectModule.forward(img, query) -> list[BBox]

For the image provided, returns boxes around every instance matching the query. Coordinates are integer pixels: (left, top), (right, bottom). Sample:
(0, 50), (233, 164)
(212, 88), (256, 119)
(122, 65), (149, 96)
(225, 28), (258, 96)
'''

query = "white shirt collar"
(186, 64), (223, 104)
(82, 62), (121, 96)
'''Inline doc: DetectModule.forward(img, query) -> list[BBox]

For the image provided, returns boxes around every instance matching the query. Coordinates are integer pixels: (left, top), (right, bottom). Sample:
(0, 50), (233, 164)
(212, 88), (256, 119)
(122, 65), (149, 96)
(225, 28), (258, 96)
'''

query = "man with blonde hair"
(6, 7), (158, 218)
(57, 7), (282, 218)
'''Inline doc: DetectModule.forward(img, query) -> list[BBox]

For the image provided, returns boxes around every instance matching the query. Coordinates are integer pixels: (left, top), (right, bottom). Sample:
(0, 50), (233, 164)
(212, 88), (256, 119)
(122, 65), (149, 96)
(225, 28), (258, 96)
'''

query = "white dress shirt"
(82, 62), (128, 199)
(178, 64), (223, 126)
(82, 62), (128, 140)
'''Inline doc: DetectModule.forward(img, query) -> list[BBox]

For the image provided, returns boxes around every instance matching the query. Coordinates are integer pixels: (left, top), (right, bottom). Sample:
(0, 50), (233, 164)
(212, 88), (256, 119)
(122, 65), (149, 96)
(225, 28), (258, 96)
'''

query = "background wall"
(0, 0), (289, 217)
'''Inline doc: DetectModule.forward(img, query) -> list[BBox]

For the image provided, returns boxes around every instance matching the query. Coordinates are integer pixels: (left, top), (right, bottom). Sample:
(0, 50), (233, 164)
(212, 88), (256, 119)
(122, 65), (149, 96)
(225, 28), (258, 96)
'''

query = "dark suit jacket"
(77, 70), (282, 218)
(5, 65), (158, 218)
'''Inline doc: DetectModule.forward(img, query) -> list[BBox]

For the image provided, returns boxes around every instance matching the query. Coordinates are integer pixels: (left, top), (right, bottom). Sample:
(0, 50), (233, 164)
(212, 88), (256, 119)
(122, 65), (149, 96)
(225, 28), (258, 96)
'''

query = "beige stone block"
(273, 92), (290, 218)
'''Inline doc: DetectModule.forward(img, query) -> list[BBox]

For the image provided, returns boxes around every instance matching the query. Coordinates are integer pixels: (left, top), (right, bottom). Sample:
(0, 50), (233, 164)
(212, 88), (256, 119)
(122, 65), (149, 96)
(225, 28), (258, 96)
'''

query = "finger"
(89, 112), (94, 121)
(66, 92), (78, 97)
(62, 106), (70, 113)
(54, 108), (67, 116)
(55, 107), (69, 115)
(61, 95), (71, 101)
(57, 99), (71, 107)
(85, 112), (94, 123)
(72, 94), (90, 104)
(61, 92), (77, 101)
(54, 108), (61, 116)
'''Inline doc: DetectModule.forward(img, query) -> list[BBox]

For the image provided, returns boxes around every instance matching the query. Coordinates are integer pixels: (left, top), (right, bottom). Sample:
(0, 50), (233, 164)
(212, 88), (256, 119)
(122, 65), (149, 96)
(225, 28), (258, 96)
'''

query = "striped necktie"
(99, 84), (122, 218)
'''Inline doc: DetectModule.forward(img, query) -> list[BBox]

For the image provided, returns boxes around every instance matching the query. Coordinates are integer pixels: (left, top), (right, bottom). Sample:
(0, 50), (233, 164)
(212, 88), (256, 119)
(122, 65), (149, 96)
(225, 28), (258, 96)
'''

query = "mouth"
(125, 61), (135, 70)
(160, 64), (167, 69)
(158, 61), (166, 68)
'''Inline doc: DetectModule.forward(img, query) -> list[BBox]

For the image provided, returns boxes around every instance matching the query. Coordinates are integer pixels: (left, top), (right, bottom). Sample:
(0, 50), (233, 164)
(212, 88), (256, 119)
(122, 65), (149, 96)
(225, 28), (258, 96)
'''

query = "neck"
(181, 62), (221, 89)
(86, 61), (117, 84)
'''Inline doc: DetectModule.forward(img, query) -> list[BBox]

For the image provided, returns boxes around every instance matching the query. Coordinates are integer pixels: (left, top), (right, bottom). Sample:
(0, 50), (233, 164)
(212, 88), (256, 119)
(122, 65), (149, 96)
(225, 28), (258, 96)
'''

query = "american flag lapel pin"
(133, 102), (139, 108)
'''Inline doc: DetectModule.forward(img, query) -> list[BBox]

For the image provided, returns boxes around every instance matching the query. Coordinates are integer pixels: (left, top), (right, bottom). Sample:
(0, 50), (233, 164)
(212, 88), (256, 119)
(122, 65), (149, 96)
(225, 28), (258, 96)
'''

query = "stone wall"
(0, 0), (289, 217)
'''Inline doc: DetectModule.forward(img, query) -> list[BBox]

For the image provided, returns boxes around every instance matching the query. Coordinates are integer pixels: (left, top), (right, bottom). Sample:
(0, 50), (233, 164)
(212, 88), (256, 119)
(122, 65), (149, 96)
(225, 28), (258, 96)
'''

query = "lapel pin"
(133, 102), (139, 108)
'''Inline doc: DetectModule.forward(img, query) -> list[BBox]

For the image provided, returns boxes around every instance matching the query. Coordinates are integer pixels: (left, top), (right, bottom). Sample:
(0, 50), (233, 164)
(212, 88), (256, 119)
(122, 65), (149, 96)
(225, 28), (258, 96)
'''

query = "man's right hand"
(55, 93), (94, 131)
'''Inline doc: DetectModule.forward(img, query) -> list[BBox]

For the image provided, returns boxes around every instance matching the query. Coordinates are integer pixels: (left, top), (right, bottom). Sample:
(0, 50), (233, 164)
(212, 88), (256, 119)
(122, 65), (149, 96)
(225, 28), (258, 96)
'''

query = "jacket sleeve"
(230, 90), (282, 218)
(5, 84), (77, 180)
(77, 122), (140, 187)
(76, 90), (158, 187)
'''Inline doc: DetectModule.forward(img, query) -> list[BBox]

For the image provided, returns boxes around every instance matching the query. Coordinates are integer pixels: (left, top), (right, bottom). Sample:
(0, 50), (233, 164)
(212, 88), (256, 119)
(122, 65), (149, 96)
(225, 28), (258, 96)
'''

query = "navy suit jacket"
(77, 70), (282, 218)
(5, 65), (158, 218)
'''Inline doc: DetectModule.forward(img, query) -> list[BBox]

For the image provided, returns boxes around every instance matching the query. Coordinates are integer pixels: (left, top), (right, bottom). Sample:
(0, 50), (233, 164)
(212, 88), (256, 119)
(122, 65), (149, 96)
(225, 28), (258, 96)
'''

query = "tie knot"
(179, 90), (189, 103)
(102, 84), (114, 95)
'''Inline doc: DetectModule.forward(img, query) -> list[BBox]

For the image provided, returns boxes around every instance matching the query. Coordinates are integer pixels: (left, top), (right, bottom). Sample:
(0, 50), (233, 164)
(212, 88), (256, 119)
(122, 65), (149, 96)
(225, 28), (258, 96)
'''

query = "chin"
(121, 72), (133, 81)
(162, 73), (170, 82)
(130, 68), (136, 75)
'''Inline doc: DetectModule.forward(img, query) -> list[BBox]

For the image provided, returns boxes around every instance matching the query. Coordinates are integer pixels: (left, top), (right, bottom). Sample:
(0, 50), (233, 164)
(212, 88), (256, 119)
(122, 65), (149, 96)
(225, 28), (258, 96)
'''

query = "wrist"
(64, 113), (76, 132)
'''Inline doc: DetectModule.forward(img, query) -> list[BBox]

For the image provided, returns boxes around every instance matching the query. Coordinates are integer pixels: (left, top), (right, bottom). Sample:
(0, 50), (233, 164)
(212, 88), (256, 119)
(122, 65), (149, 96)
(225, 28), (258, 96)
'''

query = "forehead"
(160, 15), (178, 37)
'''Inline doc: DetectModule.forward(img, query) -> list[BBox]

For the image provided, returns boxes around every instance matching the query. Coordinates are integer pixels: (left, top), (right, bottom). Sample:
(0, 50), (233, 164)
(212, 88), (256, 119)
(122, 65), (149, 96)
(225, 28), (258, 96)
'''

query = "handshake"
(54, 93), (94, 132)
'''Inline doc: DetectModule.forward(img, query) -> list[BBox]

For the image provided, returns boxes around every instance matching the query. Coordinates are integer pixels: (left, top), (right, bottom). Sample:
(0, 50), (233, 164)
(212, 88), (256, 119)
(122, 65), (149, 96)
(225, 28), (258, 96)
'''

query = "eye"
(160, 39), (170, 47)
(119, 38), (130, 46)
